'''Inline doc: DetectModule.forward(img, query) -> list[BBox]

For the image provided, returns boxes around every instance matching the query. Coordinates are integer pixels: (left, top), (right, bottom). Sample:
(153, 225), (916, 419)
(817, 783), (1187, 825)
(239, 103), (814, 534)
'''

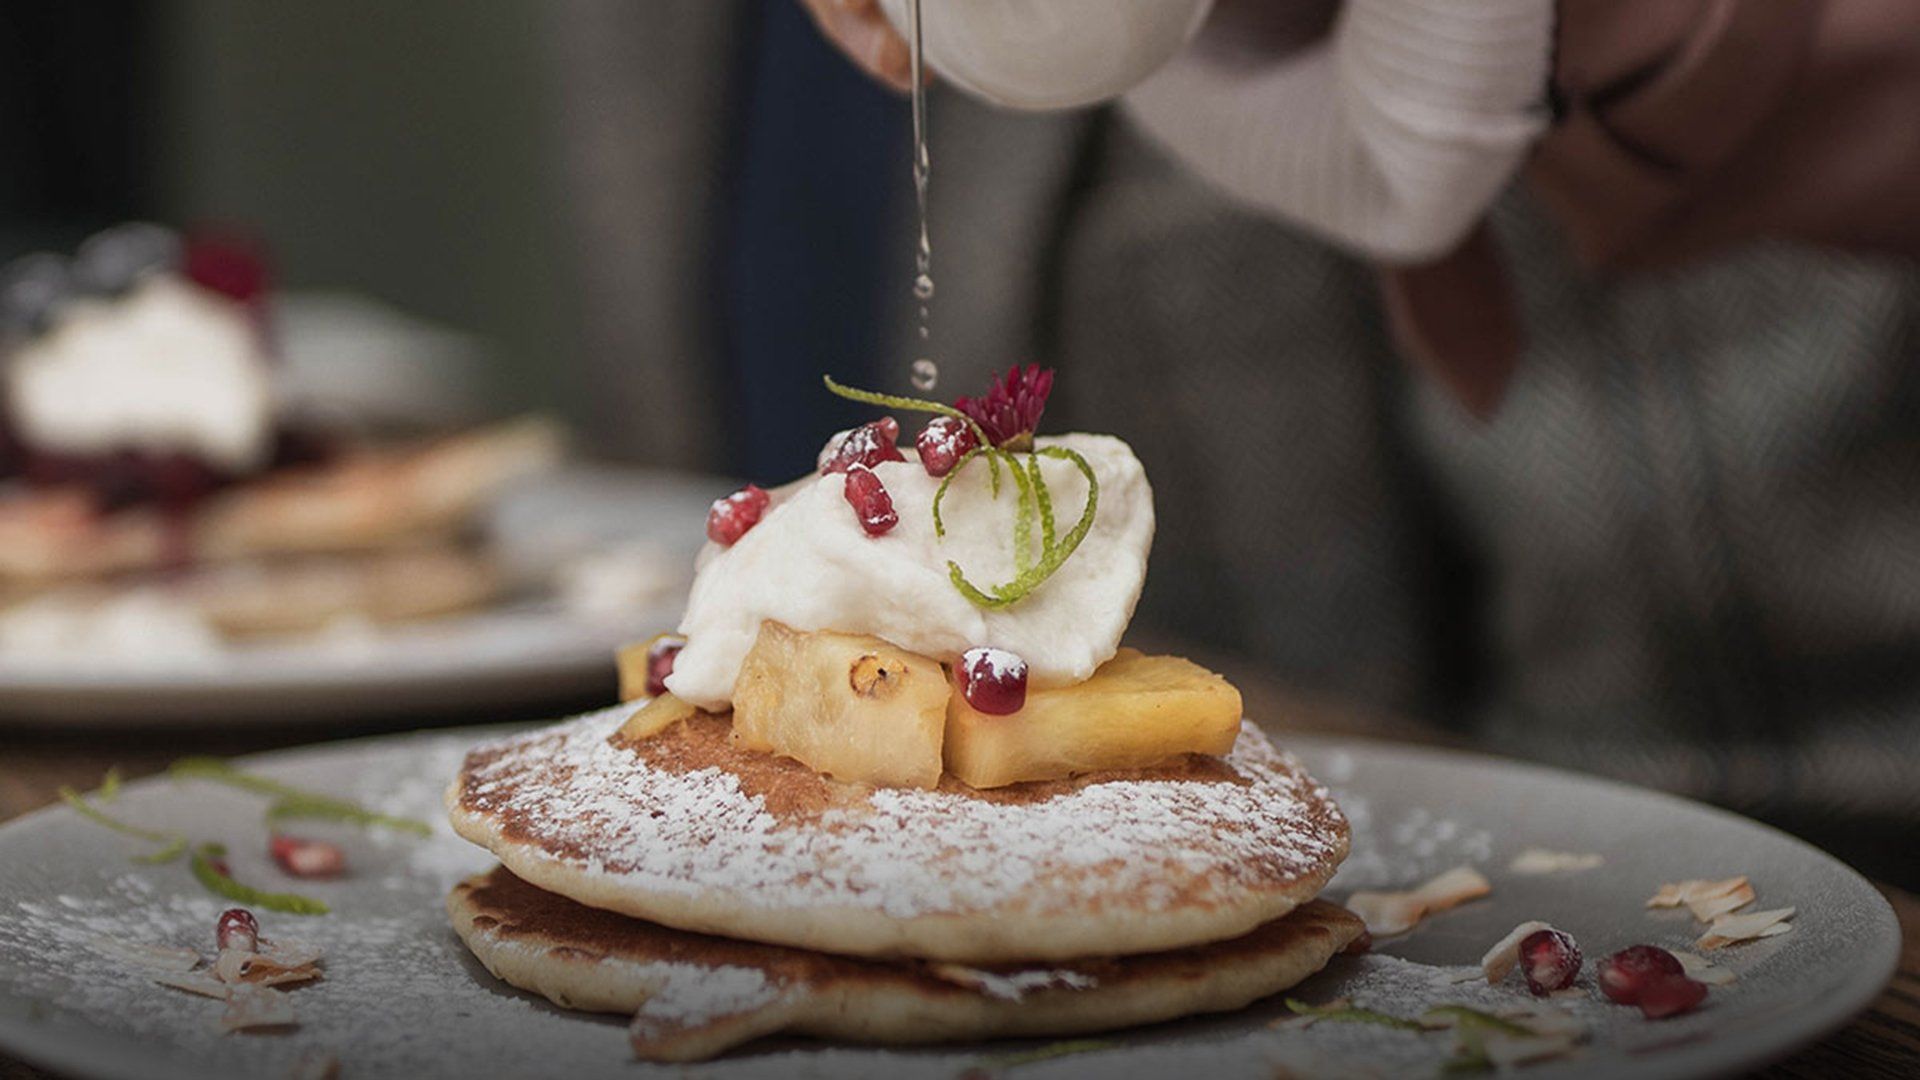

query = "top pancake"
(446, 704), (1349, 964)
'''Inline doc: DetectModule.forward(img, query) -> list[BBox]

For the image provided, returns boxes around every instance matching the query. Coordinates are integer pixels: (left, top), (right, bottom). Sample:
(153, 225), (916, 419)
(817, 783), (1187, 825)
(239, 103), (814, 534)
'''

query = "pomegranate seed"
(960, 646), (1028, 715)
(269, 835), (347, 879)
(915, 416), (979, 478)
(706, 484), (770, 545)
(820, 418), (905, 474)
(843, 464), (898, 536)
(1598, 945), (1685, 1005)
(215, 908), (259, 952)
(1519, 928), (1582, 995)
(1636, 974), (1710, 1019)
(644, 635), (685, 697)
(207, 857), (232, 878)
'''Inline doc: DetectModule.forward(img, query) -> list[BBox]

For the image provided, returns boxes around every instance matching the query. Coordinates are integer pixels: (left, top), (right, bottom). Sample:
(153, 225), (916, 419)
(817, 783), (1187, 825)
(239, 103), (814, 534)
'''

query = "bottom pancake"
(448, 865), (1365, 1063)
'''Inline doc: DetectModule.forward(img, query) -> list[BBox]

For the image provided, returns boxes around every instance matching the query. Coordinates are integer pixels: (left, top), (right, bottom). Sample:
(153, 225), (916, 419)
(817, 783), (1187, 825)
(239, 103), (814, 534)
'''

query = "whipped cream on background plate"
(5, 275), (275, 472)
(667, 432), (1154, 711)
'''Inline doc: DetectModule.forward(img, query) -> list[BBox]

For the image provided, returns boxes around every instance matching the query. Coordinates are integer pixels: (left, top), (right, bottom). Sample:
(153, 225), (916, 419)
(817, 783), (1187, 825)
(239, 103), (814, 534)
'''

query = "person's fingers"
(798, 0), (915, 93)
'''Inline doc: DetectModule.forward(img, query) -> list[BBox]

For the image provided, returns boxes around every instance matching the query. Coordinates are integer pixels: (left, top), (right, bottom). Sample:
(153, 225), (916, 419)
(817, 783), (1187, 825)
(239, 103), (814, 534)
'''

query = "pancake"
(0, 416), (559, 584)
(449, 865), (1366, 1063)
(446, 705), (1349, 964)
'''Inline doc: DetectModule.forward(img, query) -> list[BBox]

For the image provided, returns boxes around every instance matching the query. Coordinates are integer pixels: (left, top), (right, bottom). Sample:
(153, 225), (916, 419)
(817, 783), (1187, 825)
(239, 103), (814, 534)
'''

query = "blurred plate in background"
(0, 467), (719, 727)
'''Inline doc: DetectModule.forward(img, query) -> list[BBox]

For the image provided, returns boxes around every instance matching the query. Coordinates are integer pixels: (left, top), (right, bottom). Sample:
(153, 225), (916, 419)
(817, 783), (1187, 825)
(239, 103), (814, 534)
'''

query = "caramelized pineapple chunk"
(617, 692), (703, 743)
(730, 621), (950, 789)
(615, 640), (652, 702)
(944, 651), (1243, 789)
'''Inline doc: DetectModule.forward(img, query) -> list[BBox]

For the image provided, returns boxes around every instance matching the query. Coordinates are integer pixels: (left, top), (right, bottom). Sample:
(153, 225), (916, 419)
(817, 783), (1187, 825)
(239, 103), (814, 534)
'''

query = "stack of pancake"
(445, 706), (1358, 1062)
(0, 417), (560, 640)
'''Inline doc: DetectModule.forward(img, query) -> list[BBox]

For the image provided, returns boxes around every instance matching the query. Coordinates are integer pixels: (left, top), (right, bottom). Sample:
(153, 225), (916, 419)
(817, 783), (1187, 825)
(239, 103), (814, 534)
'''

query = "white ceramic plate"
(0, 469), (719, 726)
(0, 721), (1899, 1079)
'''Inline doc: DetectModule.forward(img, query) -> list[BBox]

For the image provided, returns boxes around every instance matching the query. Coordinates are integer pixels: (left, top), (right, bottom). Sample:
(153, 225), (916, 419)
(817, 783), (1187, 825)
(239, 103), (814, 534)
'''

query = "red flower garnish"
(954, 364), (1054, 450)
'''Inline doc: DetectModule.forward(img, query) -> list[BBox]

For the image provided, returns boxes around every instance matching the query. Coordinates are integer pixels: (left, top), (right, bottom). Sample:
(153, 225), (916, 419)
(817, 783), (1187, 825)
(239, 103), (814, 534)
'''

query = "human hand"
(798, 0), (917, 93)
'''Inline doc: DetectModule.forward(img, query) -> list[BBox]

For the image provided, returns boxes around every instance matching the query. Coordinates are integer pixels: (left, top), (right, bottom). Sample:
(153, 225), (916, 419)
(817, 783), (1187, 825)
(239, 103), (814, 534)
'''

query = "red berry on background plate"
(270, 835), (347, 879)
(1519, 928), (1582, 995)
(843, 464), (898, 536)
(707, 484), (770, 545)
(960, 646), (1029, 715)
(1597, 944), (1685, 1004)
(215, 907), (259, 952)
(645, 635), (685, 697)
(820, 418), (906, 474)
(184, 230), (270, 305)
(915, 415), (979, 478)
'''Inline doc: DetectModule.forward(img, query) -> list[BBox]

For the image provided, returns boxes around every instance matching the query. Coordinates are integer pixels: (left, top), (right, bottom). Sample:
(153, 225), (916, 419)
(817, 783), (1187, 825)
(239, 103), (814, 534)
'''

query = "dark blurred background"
(0, 1), (931, 481)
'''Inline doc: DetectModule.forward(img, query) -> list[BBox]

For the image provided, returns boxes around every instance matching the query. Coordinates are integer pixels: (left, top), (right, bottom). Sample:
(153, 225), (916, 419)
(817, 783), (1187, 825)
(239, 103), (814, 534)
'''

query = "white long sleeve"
(1123, 0), (1555, 263)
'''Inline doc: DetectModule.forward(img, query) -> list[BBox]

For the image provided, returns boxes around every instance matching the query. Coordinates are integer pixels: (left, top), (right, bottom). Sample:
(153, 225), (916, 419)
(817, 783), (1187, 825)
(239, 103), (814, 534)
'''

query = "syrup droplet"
(911, 358), (938, 392)
(913, 273), (934, 301)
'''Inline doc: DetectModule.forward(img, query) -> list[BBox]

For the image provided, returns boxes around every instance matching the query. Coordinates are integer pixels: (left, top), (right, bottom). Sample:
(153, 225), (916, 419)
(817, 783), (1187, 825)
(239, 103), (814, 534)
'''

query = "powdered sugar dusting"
(453, 707), (1346, 921)
(632, 963), (778, 1025)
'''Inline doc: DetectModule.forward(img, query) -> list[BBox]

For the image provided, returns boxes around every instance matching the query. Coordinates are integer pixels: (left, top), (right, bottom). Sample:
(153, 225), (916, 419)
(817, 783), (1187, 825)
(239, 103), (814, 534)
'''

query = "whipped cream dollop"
(5, 275), (274, 472)
(666, 432), (1154, 711)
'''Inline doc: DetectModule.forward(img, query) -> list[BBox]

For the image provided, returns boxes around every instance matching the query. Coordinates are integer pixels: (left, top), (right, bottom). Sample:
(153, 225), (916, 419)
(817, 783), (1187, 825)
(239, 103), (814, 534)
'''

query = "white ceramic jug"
(875, 0), (1215, 111)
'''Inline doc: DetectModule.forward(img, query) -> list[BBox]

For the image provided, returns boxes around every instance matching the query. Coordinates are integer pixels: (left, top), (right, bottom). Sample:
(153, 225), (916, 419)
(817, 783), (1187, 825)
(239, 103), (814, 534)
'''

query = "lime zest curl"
(821, 375), (988, 447)
(825, 374), (1099, 610)
(59, 776), (188, 860)
(169, 757), (432, 836)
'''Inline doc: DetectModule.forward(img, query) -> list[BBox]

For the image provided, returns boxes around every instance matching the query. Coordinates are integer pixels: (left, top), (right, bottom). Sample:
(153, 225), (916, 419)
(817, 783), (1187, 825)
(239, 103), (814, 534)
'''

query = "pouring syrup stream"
(907, 0), (937, 392)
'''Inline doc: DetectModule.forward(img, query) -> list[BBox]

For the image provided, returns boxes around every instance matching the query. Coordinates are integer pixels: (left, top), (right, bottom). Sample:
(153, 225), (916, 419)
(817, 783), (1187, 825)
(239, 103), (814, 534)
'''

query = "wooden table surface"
(0, 689), (1913, 1079)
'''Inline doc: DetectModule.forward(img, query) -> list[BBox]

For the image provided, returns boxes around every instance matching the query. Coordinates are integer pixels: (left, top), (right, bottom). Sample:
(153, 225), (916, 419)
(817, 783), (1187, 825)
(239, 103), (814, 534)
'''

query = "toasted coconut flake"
(1508, 849), (1604, 875)
(1648, 876), (1748, 909)
(1686, 881), (1757, 922)
(1346, 892), (1427, 937)
(1698, 906), (1795, 950)
(220, 986), (298, 1032)
(212, 938), (325, 987)
(213, 947), (323, 988)
(87, 936), (202, 973)
(1672, 950), (1737, 986)
(1347, 866), (1491, 938)
(257, 937), (324, 971)
(1413, 866), (1493, 909)
(1480, 921), (1552, 984)
(154, 971), (231, 1000)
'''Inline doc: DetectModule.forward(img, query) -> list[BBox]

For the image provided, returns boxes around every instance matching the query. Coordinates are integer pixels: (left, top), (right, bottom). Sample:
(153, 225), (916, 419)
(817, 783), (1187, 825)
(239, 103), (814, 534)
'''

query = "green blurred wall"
(155, 0), (578, 414)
